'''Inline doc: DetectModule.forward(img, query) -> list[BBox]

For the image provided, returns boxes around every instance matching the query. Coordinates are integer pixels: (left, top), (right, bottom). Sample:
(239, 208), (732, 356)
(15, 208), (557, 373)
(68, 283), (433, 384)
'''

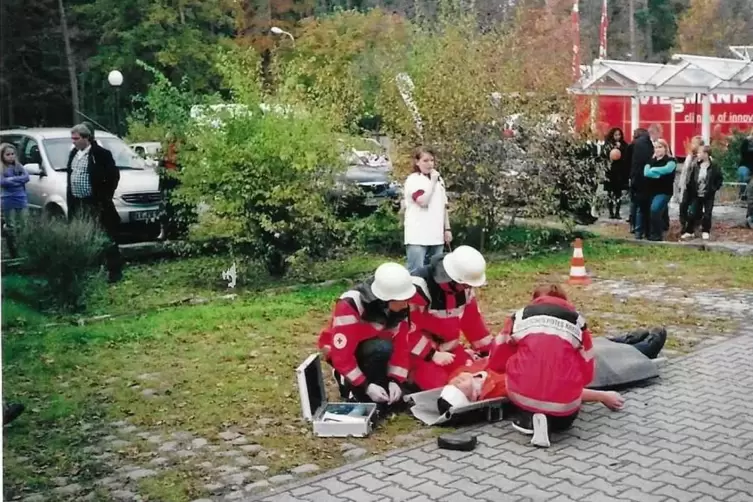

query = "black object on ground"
(437, 433), (478, 451)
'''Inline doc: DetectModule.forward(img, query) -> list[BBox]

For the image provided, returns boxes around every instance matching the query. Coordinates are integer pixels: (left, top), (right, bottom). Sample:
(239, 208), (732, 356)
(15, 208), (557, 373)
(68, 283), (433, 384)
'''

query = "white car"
(129, 141), (162, 168)
(0, 128), (162, 238)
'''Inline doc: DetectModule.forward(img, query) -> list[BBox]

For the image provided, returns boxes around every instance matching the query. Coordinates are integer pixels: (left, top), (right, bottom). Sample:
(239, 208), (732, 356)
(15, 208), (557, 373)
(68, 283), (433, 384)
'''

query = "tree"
(373, 0), (595, 247)
(634, 0), (686, 62)
(167, 48), (348, 276)
(278, 9), (411, 132)
(674, 0), (753, 56)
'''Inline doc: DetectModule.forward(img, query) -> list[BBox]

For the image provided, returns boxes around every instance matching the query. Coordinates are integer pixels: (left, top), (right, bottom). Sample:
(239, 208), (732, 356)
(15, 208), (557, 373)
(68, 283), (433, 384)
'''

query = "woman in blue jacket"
(642, 139), (676, 241)
(1, 143), (30, 257)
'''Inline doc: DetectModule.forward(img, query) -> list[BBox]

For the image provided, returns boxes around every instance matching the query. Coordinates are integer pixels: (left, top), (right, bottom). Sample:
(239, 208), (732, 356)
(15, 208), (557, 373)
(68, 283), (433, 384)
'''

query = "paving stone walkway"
(12, 280), (753, 502)
(249, 327), (753, 502)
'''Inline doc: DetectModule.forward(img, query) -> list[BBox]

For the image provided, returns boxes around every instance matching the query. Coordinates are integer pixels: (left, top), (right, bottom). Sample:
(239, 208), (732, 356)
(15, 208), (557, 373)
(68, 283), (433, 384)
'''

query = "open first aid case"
(296, 354), (378, 438)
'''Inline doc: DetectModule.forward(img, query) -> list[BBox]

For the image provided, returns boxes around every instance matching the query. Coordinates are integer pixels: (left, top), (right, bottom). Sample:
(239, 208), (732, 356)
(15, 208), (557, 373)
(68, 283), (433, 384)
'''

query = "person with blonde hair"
(642, 139), (677, 241)
(675, 136), (704, 227)
(681, 145), (723, 240)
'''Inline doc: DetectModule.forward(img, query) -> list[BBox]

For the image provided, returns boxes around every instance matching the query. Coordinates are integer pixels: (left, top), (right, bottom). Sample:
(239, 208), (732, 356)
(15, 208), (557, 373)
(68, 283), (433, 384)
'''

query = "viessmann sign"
(594, 93), (753, 150)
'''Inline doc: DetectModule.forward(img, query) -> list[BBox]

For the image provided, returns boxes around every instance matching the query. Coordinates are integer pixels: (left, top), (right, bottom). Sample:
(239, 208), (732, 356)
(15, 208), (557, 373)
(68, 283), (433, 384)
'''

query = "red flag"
(572, 0), (581, 81)
(599, 0), (609, 59)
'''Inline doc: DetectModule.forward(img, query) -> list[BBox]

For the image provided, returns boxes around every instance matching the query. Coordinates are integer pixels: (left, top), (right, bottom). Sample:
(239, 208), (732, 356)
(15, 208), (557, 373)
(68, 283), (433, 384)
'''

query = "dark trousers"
(512, 404), (579, 433)
(1, 209), (25, 258)
(633, 192), (651, 238)
(334, 338), (393, 402)
(683, 196), (715, 234)
(606, 188), (623, 219)
(69, 197), (123, 279)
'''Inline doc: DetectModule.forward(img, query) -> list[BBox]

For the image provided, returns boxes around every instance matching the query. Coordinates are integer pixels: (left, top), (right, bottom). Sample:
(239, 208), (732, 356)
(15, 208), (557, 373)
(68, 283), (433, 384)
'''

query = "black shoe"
(641, 327), (668, 360)
(511, 410), (534, 435)
(333, 370), (350, 400)
(609, 329), (650, 345)
(3, 402), (25, 425)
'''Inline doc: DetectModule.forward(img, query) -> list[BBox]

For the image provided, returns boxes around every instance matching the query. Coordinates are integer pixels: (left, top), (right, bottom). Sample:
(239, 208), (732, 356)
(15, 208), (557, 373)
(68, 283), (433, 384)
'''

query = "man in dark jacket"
(66, 123), (123, 282)
(629, 128), (654, 239)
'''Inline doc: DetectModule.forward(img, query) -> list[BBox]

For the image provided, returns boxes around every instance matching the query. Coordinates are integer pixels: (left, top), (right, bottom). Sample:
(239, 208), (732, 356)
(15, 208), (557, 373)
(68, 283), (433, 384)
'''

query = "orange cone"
(567, 238), (591, 285)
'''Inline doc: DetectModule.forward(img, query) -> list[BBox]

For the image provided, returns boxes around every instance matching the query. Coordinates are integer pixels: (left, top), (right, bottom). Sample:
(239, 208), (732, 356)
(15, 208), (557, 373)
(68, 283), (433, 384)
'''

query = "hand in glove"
(365, 383), (389, 403)
(432, 351), (456, 366)
(388, 381), (402, 404)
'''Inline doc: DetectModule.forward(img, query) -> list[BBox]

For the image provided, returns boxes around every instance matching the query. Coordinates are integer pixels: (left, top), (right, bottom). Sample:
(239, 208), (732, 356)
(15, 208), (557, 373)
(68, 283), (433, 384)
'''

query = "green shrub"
(713, 130), (753, 181)
(12, 213), (108, 310)
(344, 205), (404, 255)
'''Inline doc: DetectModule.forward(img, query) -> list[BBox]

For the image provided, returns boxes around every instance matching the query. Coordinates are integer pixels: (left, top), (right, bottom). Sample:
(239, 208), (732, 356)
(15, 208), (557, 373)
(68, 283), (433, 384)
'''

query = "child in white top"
(403, 147), (451, 272)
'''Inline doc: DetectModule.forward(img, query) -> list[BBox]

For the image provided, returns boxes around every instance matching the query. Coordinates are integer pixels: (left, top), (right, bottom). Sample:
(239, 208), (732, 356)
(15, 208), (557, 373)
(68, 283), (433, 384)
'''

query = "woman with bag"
(603, 128), (629, 220)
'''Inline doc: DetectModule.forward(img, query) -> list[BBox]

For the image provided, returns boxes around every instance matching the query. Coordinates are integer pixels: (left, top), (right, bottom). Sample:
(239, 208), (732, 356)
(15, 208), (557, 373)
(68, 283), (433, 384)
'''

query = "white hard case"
(296, 353), (377, 438)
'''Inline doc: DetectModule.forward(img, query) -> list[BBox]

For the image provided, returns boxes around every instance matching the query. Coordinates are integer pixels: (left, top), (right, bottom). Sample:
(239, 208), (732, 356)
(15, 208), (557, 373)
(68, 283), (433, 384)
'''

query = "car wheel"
(44, 205), (66, 221)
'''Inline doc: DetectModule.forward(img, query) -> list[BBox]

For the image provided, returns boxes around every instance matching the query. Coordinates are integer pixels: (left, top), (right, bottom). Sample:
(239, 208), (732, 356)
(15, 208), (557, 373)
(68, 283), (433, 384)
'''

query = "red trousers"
(410, 347), (473, 390)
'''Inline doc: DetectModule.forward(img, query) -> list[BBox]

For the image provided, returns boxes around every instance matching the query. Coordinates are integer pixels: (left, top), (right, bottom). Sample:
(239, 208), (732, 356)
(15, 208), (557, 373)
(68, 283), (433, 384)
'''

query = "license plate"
(130, 210), (159, 222)
(363, 197), (382, 206)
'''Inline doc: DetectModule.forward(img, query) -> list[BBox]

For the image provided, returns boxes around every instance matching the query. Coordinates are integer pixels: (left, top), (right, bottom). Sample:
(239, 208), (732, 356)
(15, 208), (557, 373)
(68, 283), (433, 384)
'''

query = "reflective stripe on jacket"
(318, 283), (410, 386)
(488, 295), (595, 416)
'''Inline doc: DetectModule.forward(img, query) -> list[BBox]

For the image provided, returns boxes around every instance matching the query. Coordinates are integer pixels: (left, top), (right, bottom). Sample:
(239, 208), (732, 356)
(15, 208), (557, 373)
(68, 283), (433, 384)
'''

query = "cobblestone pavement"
(249, 327), (753, 502)
(12, 281), (753, 502)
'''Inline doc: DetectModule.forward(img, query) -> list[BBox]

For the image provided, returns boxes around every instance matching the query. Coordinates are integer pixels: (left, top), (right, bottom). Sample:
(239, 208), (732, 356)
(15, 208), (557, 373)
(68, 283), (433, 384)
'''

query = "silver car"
(0, 128), (161, 236)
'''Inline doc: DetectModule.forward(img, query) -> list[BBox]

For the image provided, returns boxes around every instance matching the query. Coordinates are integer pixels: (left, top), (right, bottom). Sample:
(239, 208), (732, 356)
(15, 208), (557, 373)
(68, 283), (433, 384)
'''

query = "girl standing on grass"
(403, 147), (452, 273)
(1, 143), (30, 258)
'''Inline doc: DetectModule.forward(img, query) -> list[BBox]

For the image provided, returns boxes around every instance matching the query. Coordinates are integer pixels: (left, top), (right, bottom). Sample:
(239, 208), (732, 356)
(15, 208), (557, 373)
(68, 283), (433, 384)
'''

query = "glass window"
(22, 138), (42, 165)
(43, 137), (147, 171)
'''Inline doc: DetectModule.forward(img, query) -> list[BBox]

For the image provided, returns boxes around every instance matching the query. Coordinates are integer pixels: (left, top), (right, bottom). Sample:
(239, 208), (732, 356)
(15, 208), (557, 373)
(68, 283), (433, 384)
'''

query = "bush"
(343, 205), (404, 255)
(712, 130), (753, 181)
(12, 213), (109, 310)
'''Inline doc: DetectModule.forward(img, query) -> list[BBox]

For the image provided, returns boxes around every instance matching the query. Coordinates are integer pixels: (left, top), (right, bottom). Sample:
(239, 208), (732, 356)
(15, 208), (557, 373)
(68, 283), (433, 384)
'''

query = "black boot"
(609, 328), (650, 345)
(3, 402), (25, 425)
(634, 327), (668, 360)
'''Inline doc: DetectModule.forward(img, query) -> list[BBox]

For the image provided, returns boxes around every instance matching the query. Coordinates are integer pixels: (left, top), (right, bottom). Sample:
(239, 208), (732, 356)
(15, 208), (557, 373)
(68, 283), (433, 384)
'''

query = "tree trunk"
(629, 0), (636, 60)
(58, 0), (79, 124)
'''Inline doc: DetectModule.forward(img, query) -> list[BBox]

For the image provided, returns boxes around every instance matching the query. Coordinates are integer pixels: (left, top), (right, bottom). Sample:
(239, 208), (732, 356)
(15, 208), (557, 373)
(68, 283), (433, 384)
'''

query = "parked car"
(129, 141), (162, 168)
(331, 141), (401, 216)
(0, 128), (162, 241)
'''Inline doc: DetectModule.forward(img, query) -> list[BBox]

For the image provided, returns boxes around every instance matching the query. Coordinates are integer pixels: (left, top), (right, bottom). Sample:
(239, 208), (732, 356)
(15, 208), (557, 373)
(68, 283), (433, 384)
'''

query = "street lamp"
(270, 26), (295, 44)
(107, 70), (124, 137)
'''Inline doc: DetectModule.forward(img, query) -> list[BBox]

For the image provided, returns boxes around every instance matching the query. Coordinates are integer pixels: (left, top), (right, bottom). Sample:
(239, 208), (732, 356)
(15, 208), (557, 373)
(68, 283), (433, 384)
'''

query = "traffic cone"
(567, 238), (591, 285)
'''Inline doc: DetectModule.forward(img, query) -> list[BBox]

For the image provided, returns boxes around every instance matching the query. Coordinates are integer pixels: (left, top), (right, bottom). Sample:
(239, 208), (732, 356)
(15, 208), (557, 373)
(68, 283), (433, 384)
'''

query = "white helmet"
(439, 384), (471, 409)
(442, 245), (487, 287)
(371, 262), (416, 302)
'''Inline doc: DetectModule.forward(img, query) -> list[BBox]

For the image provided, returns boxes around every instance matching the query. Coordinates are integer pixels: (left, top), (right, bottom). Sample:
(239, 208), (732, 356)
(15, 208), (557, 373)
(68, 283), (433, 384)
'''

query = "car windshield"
(44, 137), (148, 171)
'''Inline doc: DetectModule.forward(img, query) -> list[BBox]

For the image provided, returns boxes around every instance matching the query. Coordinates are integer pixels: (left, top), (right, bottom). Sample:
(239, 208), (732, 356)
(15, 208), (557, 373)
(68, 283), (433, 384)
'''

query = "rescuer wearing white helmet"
(318, 263), (415, 405)
(406, 245), (494, 391)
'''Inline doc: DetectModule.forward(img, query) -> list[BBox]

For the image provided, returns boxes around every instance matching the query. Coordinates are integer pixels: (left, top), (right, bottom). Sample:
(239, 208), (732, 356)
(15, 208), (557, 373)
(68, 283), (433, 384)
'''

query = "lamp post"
(107, 70), (124, 137)
(270, 26), (295, 44)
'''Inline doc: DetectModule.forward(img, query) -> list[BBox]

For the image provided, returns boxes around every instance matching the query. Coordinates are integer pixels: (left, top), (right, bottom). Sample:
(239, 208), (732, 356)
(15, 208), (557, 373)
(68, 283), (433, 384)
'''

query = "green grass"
(2, 237), (751, 501)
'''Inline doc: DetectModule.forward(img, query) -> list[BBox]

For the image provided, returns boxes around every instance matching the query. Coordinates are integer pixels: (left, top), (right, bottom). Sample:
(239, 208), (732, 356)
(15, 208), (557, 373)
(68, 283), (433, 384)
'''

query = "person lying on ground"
(436, 326), (667, 415)
(486, 284), (594, 448)
(405, 246), (493, 392)
(437, 358), (625, 416)
(318, 262), (415, 407)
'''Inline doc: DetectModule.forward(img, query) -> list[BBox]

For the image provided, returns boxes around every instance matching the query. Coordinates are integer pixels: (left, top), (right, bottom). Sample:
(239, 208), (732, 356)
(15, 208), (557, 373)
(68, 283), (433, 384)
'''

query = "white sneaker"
(681, 233), (692, 240)
(531, 413), (551, 448)
(702, 232), (710, 240)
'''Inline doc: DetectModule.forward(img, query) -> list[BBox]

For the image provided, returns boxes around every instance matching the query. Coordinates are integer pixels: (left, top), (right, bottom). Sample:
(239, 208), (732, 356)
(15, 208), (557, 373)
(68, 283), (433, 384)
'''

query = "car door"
(18, 136), (51, 213)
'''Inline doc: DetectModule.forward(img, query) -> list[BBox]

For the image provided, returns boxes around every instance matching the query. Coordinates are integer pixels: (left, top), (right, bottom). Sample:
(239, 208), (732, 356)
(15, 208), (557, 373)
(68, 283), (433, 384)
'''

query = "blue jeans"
(406, 244), (444, 273)
(648, 194), (671, 241)
(739, 166), (751, 199)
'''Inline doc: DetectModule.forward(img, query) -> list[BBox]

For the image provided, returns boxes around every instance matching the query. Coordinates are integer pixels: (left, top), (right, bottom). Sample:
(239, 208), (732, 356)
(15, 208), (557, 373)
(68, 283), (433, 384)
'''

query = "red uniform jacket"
(318, 283), (410, 388)
(487, 295), (595, 416)
(406, 259), (493, 362)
